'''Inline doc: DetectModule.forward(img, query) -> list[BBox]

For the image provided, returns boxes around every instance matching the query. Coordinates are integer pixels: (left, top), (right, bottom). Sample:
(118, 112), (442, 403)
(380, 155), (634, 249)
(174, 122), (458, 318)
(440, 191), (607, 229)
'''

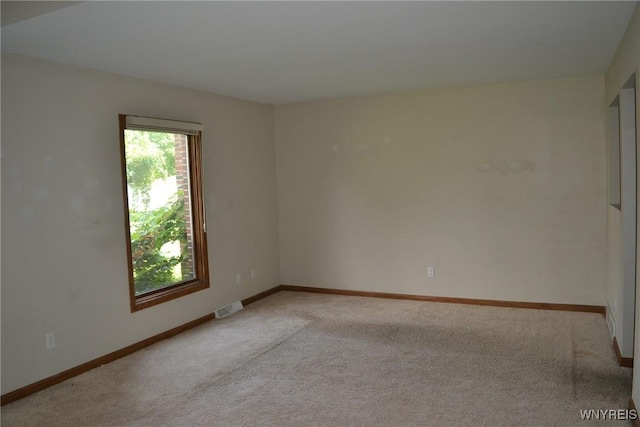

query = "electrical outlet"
(427, 266), (435, 278)
(251, 269), (256, 280)
(46, 332), (55, 350)
(236, 273), (242, 285)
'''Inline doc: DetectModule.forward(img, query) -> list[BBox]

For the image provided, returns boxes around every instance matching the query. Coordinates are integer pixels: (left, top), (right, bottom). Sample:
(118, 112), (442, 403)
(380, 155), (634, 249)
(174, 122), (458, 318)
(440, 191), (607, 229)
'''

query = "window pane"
(124, 130), (195, 296)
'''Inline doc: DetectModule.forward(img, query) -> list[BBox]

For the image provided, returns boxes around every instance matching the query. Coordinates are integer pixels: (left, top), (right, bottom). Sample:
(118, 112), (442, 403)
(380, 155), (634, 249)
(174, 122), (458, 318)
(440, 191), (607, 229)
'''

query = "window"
(119, 115), (209, 311)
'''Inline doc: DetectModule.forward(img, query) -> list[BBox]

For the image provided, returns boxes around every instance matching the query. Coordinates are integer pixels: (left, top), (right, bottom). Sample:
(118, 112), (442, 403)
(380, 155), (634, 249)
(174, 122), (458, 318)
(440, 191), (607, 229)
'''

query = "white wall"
(1, 54), (281, 394)
(604, 1), (640, 406)
(275, 76), (607, 305)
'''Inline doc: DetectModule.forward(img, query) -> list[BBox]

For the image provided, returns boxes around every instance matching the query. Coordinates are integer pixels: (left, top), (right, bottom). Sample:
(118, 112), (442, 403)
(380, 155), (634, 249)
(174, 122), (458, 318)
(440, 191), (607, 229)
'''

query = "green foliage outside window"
(129, 196), (187, 294)
(125, 130), (190, 295)
(125, 130), (176, 208)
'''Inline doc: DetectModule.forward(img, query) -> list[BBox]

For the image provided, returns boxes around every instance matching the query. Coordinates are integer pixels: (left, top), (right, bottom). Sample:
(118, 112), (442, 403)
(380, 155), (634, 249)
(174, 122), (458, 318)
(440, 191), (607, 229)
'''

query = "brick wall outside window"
(174, 134), (195, 280)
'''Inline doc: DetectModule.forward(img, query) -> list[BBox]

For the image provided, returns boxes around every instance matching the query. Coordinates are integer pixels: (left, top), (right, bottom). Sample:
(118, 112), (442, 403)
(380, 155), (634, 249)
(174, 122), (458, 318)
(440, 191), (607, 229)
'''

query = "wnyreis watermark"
(580, 409), (638, 421)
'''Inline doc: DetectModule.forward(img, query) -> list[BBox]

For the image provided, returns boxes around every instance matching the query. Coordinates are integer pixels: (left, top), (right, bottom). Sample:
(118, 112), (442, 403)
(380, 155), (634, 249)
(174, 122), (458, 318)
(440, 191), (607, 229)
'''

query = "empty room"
(2, 1), (640, 425)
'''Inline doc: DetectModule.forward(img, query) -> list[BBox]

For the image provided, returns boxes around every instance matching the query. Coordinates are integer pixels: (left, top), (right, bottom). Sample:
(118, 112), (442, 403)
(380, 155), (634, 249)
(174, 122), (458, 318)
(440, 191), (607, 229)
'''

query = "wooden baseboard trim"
(242, 285), (283, 307)
(0, 284), (608, 405)
(613, 336), (634, 368)
(1, 312), (214, 406)
(1, 285), (282, 406)
(279, 285), (606, 315)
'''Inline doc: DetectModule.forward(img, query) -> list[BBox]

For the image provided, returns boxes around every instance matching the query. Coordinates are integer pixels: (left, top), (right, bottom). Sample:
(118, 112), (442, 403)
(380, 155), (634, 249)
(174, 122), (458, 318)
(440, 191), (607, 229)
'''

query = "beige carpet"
(1, 291), (633, 426)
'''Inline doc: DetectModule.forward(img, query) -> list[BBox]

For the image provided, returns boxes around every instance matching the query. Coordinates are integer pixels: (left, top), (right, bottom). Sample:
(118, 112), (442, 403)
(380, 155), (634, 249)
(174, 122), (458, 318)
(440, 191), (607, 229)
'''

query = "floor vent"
(214, 301), (243, 319)
(606, 302), (616, 338)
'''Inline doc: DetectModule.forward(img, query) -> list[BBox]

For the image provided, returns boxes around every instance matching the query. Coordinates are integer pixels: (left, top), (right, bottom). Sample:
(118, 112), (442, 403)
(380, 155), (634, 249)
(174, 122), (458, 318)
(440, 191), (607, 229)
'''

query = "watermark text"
(580, 409), (638, 421)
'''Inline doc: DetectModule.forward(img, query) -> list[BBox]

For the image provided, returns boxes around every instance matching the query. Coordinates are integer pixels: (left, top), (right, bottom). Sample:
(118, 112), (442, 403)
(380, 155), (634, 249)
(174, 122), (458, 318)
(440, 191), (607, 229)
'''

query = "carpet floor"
(1, 291), (633, 426)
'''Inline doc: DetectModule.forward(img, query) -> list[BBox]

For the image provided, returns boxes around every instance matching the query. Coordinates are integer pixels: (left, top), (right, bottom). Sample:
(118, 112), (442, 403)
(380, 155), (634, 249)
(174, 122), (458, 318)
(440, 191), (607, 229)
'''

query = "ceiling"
(1, 1), (637, 105)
